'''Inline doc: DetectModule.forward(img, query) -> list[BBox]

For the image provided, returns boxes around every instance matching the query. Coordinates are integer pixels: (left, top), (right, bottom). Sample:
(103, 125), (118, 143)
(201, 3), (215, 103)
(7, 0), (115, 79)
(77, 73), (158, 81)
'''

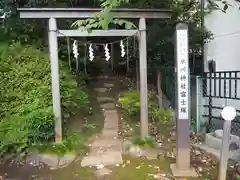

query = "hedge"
(0, 42), (89, 155)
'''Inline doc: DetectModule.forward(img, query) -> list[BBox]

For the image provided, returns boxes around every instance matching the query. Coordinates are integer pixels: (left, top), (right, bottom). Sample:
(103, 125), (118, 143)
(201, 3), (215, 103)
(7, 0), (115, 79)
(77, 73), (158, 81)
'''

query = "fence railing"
(159, 67), (175, 108)
(159, 67), (197, 111)
(196, 71), (240, 135)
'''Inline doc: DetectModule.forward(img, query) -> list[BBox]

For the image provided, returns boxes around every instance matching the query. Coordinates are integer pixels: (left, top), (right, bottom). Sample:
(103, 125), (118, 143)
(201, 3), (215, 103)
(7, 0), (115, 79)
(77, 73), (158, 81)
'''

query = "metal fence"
(160, 67), (176, 108)
(159, 67), (197, 119)
(196, 71), (240, 136)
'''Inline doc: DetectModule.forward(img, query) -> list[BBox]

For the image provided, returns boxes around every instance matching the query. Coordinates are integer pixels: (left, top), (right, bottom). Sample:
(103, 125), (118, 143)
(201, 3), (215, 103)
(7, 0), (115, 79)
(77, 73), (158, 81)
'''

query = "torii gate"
(17, 8), (171, 142)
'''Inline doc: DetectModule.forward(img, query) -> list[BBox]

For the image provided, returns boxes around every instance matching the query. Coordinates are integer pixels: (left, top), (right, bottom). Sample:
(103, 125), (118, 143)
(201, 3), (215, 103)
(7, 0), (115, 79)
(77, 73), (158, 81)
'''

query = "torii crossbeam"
(18, 8), (171, 142)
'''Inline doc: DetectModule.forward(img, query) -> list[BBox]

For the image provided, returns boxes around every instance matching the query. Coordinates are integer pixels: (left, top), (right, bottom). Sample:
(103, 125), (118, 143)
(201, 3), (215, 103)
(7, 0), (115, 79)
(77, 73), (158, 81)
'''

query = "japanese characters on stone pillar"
(177, 28), (189, 120)
(170, 23), (197, 178)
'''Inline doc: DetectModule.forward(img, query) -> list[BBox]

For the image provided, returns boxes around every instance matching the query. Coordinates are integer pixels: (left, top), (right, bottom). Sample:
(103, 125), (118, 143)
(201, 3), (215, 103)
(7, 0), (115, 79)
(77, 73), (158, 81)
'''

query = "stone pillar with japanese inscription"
(170, 23), (198, 177)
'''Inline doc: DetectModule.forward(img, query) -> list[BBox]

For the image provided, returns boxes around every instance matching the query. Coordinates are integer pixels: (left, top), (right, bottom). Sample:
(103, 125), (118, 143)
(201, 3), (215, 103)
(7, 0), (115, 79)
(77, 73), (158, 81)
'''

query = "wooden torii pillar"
(18, 8), (171, 142)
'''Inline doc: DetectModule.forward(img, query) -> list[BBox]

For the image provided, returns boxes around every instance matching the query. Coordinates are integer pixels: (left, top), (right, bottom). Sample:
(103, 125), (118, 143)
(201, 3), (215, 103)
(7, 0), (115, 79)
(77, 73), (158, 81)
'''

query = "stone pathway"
(97, 97), (114, 103)
(25, 152), (77, 170)
(81, 82), (123, 167)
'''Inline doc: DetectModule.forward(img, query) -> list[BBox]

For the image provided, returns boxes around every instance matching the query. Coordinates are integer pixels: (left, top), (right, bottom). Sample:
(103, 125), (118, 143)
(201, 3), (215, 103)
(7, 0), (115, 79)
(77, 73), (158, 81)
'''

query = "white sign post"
(219, 106), (236, 180)
(170, 23), (197, 177)
(177, 26), (189, 120)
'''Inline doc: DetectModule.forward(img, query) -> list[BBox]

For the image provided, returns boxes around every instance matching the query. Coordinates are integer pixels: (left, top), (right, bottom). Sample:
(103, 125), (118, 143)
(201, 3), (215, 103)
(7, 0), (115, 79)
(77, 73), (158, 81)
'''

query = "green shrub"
(32, 131), (86, 156)
(83, 119), (96, 130)
(119, 90), (140, 116)
(132, 136), (157, 148)
(151, 107), (173, 125)
(0, 42), (89, 156)
(77, 71), (90, 84)
(118, 89), (155, 117)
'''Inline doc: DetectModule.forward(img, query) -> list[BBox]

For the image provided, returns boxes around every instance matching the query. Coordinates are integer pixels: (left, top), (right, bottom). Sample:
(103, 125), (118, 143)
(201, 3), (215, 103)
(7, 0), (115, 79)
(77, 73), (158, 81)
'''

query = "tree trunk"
(157, 70), (163, 108)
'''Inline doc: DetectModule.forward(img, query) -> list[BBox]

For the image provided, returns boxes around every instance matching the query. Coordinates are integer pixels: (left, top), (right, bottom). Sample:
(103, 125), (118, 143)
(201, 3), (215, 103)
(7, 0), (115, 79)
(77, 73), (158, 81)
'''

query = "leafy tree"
(206, 0), (240, 12)
(71, 0), (212, 71)
(71, 0), (135, 30)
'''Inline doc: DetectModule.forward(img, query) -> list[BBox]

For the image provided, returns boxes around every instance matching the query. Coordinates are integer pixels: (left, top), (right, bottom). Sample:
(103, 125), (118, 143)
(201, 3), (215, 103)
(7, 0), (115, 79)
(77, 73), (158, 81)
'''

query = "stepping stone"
(57, 154), (76, 168)
(97, 97), (114, 103)
(103, 111), (119, 129)
(91, 138), (122, 150)
(36, 153), (76, 170)
(104, 113), (118, 120)
(90, 147), (121, 155)
(102, 129), (118, 137)
(90, 144), (122, 153)
(139, 148), (159, 160)
(103, 83), (115, 88)
(104, 120), (118, 129)
(94, 88), (107, 93)
(95, 167), (112, 177)
(103, 109), (118, 116)
(101, 151), (123, 165)
(81, 151), (123, 167)
(126, 145), (158, 160)
(81, 155), (102, 167)
(100, 103), (115, 109)
(103, 110), (119, 120)
(25, 152), (42, 166)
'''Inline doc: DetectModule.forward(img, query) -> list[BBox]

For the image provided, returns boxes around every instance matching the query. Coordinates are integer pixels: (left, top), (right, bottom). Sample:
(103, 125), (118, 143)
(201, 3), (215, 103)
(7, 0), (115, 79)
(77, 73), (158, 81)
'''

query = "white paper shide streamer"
(73, 40), (78, 59)
(104, 44), (110, 61)
(120, 40), (125, 57)
(89, 44), (94, 61)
